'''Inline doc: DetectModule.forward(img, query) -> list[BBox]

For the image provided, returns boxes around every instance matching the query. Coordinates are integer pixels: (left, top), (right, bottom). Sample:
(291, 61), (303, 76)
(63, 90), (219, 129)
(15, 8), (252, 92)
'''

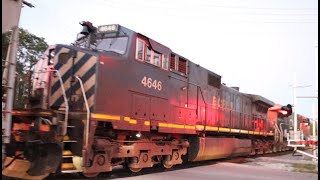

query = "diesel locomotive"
(3, 22), (296, 179)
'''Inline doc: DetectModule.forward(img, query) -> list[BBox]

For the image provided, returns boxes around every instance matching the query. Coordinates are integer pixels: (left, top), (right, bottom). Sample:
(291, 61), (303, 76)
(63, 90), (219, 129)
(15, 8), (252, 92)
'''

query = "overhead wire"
(89, 0), (319, 24)
(99, 0), (318, 11)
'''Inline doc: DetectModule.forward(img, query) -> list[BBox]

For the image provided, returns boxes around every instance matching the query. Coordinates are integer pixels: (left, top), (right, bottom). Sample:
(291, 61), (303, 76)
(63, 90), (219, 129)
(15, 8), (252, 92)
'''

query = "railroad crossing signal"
(279, 104), (293, 117)
(269, 104), (293, 117)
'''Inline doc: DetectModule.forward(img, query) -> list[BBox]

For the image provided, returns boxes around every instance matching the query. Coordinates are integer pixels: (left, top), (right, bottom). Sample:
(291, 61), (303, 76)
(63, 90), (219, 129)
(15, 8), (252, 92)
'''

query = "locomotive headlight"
(50, 51), (55, 58)
(136, 132), (142, 138)
(48, 49), (55, 65)
(98, 24), (119, 33)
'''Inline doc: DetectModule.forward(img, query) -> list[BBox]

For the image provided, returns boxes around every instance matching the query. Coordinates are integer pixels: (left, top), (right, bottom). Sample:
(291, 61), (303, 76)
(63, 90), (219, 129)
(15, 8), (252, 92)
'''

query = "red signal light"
(279, 110), (288, 115)
(269, 104), (293, 117)
(279, 104), (292, 117)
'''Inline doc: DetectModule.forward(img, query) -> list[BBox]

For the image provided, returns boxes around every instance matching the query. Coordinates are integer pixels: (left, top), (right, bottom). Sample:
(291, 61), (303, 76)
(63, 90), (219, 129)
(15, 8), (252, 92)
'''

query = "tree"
(2, 32), (10, 75)
(17, 29), (48, 72)
(2, 28), (48, 108)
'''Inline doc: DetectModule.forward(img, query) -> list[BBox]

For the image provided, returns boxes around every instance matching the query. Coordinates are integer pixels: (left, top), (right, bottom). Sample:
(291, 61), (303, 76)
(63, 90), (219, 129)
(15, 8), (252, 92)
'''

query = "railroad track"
(36, 151), (292, 180)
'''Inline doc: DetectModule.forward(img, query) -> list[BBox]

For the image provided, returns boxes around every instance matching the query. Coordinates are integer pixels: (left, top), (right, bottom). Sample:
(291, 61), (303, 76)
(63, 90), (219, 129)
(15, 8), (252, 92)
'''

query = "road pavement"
(117, 161), (317, 180)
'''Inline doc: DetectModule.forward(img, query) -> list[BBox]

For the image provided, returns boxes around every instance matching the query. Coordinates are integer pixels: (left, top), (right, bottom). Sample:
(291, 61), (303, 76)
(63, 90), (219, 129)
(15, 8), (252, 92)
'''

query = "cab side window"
(146, 47), (152, 63)
(153, 51), (161, 67)
(162, 55), (169, 70)
(135, 37), (169, 70)
(136, 39), (145, 61)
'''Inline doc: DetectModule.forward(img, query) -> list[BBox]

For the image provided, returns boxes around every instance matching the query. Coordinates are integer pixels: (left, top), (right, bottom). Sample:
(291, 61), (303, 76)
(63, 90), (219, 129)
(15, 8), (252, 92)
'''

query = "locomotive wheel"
(163, 154), (173, 169)
(126, 157), (142, 173)
(82, 172), (100, 178)
(163, 163), (173, 169)
(129, 167), (142, 173)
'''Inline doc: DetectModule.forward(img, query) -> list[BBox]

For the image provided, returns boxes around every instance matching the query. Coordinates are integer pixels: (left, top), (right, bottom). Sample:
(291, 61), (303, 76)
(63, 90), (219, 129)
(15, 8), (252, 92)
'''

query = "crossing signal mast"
(267, 104), (293, 151)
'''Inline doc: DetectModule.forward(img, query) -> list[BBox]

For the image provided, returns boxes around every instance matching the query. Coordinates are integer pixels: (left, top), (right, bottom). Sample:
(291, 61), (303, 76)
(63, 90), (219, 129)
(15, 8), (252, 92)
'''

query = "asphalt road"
(116, 162), (317, 180)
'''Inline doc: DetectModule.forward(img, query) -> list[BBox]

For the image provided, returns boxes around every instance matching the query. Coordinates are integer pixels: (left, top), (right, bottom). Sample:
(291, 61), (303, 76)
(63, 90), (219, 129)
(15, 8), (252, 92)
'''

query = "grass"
(292, 163), (318, 174)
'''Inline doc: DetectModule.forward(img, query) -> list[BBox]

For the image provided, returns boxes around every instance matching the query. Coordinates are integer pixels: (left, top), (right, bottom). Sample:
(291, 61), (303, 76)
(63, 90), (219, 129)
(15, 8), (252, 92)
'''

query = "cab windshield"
(75, 35), (129, 55)
(95, 37), (128, 54)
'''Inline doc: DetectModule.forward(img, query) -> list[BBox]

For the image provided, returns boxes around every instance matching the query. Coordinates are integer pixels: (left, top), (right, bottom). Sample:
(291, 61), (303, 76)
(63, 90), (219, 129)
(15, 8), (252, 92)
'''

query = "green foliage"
(2, 28), (48, 108)
(2, 32), (11, 77)
(293, 163), (318, 174)
(17, 29), (48, 71)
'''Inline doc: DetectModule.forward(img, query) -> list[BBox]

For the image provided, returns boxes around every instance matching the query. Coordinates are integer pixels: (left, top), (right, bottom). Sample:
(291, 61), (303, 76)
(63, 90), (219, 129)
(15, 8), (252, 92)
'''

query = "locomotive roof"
(246, 94), (275, 107)
(136, 28), (222, 79)
(137, 32), (171, 55)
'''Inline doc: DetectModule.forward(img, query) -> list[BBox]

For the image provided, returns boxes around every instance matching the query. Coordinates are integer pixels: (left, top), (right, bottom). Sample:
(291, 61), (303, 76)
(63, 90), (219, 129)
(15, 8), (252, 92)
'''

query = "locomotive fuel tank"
(188, 136), (252, 161)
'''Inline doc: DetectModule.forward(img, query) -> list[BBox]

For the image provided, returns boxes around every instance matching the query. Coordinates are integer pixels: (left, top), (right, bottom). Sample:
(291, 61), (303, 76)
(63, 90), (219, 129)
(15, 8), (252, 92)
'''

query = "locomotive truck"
(3, 22), (295, 179)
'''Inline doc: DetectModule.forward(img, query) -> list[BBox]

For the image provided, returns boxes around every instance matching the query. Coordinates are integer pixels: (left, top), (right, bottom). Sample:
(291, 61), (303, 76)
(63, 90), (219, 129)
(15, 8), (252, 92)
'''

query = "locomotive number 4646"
(141, 76), (162, 91)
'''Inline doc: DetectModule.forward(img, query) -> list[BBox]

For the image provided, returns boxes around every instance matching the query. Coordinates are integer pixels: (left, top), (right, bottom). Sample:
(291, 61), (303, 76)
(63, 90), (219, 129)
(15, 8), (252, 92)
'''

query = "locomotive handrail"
(274, 123), (282, 143)
(279, 123), (285, 143)
(74, 75), (90, 149)
(169, 74), (270, 133)
(197, 86), (208, 130)
(34, 69), (69, 135)
(53, 69), (69, 136)
(168, 75), (198, 86)
(169, 74), (210, 128)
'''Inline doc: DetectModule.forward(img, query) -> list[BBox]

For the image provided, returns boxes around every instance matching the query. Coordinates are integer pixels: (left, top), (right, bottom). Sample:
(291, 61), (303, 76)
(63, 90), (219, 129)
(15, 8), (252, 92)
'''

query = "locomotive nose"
(2, 143), (62, 179)
(26, 143), (62, 176)
(49, 45), (98, 112)
(3, 157), (48, 180)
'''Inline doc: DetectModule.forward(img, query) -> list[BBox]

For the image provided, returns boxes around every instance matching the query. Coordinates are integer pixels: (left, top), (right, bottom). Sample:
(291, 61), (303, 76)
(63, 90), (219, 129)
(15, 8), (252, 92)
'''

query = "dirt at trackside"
(244, 154), (318, 174)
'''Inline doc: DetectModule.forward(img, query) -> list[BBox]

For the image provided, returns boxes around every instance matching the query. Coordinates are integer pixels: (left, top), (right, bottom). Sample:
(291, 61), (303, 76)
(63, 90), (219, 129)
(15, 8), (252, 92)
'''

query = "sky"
(19, 0), (318, 118)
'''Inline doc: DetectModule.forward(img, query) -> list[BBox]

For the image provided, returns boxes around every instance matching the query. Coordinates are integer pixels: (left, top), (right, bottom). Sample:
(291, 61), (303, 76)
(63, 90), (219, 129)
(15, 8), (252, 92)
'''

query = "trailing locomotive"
(3, 22), (295, 179)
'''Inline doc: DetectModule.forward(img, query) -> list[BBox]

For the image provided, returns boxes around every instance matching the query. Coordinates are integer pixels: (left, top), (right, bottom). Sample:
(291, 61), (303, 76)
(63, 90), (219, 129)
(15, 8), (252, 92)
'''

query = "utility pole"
(2, 26), (19, 144)
(2, 0), (23, 167)
(315, 41), (318, 97)
(312, 103), (318, 161)
(312, 104), (316, 139)
(2, 0), (34, 168)
(313, 41), (318, 160)
(293, 73), (298, 143)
